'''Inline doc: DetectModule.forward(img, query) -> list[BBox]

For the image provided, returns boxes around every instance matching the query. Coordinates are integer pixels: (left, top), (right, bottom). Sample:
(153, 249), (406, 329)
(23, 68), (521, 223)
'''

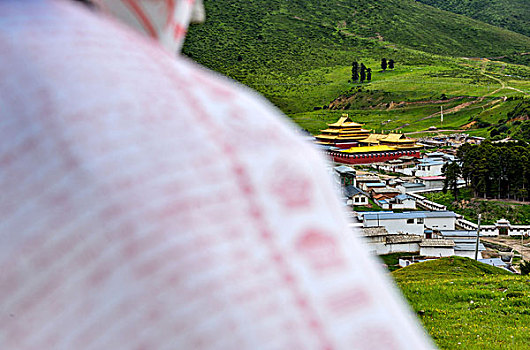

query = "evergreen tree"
(360, 63), (366, 83)
(388, 59), (395, 69)
(367, 68), (372, 81)
(381, 58), (387, 71)
(442, 161), (461, 199)
(351, 61), (359, 82)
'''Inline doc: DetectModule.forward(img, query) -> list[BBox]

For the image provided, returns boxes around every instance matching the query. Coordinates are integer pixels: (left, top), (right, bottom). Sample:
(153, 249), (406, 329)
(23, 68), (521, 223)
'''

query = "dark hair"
(71, 0), (96, 9)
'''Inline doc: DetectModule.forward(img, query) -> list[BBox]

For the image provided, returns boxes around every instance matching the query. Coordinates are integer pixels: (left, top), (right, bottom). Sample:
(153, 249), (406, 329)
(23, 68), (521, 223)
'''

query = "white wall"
(364, 217), (424, 235)
(420, 246), (454, 257)
(454, 250), (478, 259)
(416, 164), (444, 177)
(364, 241), (420, 255)
(424, 216), (455, 230)
(391, 199), (416, 210)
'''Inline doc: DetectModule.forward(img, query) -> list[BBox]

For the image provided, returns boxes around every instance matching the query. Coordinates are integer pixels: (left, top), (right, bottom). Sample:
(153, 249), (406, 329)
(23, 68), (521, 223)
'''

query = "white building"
(440, 230), (486, 258)
(361, 227), (422, 255)
(419, 239), (455, 257)
(343, 185), (369, 206)
(361, 211), (457, 235)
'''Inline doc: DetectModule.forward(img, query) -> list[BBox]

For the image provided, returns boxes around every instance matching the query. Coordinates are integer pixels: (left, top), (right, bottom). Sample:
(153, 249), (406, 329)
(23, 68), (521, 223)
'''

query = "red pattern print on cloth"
(324, 287), (372, 316)
(353, 326), (402, 350)
(295, 229), (346, 273)
(268, 161), (313, 209)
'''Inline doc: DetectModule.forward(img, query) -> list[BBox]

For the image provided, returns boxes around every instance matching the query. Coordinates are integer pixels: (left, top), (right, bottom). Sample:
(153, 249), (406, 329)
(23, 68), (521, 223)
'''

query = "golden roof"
(341, 145), (397, 153)
(327, 114), (363, 128)
(380, 133), (416, 143)
(360, 134), (386, 144)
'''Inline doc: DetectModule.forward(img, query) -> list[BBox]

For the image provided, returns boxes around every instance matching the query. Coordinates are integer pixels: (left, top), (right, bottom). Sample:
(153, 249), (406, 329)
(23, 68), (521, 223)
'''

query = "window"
(407, 218), (414, 224)
(355, 197), (359, 203)
(417, 218), (424, 224)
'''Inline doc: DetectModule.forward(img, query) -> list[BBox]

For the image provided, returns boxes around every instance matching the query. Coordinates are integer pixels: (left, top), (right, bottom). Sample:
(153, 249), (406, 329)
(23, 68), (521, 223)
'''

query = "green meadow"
(393, 257), (530, 349)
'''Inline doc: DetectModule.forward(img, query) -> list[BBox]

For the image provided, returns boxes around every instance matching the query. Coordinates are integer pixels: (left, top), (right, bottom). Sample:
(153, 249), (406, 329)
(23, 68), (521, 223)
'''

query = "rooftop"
(343, 185), (369, 198)
(364, 210), (457, 221)
(386, 235), (422, 244)
(362, 227), (389, 237)
(341, 145), (398, 153)
(420, 239), (455, 247)
(334, 165), (356, 175)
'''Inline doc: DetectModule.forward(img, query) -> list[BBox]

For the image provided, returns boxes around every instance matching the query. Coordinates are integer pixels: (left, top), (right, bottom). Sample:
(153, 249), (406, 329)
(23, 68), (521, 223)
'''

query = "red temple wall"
(326, 150), (420, 165)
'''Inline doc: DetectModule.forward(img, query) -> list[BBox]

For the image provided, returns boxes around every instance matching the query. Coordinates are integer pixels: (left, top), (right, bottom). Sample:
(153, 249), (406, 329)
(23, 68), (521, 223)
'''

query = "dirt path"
(481, 237), (530, 261)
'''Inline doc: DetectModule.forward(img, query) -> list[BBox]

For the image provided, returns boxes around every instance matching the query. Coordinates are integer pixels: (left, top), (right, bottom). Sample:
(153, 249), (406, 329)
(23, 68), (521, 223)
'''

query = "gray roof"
(420, 239), (455, 247)
(454, 243), (486, 251)
(417, 211), (457, 218)
(365, 182), (385, 187)
(362, 227), (389, 237)
(401, 183), (426, 188)
(364, 211), (456, 221)
(364, 212), (424, 221)
(440, 230), (477, 238)
(386, 235), (422, 244)
(343, 185), (369, 198)
(334, 165), (356, 175)
(356, 176), (381, 182)
(372, 187), (401, 194)
(395, 193), (412, 201)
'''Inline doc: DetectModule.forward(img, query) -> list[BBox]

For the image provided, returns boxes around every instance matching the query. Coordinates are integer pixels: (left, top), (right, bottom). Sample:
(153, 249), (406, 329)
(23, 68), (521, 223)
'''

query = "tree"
(520, 260), (530, 275)
(366, 68), (372, 81)
(381, 58), (387, 71)
(351, 61), (359, 82)
(442, 161), (461, 199)
(388, 59), (395, 69)
(360, 63), (366, 83)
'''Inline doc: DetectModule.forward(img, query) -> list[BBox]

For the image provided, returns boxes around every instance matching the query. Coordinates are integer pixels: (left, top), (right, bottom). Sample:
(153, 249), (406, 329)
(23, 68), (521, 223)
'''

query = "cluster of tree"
(446, 141), (530, 201)
(381, 58), (394, 71)
(351, 62), (371, 83)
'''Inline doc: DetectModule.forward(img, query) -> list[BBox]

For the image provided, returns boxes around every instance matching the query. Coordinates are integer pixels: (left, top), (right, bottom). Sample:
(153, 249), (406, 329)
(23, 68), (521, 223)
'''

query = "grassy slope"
(184, 0), (530, 136)
(417, 0), (530, 38)
(425, 189), (530, 225)
(393, 257), (530, 349)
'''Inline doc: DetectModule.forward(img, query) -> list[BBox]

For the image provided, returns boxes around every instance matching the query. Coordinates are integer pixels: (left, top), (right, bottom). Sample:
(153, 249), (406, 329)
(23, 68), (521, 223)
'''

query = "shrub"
(520, 260), (530, 275)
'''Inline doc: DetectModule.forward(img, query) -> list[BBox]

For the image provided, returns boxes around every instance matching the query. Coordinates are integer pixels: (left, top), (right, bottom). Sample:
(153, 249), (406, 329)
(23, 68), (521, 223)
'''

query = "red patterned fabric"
(0, 1), (434, 349)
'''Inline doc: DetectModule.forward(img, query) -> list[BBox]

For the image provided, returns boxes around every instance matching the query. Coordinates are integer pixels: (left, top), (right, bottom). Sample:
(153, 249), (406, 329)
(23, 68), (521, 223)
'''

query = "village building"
(343, 185), (369, 206)
(397, 182), (427, 193)
(377, 193), (417, 210)
(419, 239), (455, 257)
(456, 218), (530, 237)
(333, 165), (356, 186)
(360, 211), (457, 236)
(439, 230), (486, 259)
(362, 226), (423, 255)
(416, 176), (446, 191)
(371, 186), (401, 199)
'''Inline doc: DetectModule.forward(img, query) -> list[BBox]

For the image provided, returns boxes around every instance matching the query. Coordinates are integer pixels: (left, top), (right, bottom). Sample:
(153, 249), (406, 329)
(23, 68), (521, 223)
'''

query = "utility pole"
(474, 214), (482, 260)
(440, 105), (443, 129)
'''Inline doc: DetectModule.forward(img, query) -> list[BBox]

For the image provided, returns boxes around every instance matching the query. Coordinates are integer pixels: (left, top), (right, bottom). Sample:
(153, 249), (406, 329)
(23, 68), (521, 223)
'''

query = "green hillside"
(417, 0), (530, 38)
(393, 257), (530, 349)
(184, 0), (530, 137)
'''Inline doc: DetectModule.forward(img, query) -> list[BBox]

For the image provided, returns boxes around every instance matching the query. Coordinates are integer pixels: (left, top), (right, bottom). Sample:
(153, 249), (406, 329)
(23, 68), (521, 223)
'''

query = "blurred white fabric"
(0, 1), (434, 349)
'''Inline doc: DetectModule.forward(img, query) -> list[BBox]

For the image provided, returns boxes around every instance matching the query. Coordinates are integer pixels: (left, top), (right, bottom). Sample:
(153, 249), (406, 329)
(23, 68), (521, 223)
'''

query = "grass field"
(185, 0), (530, 139)
(392, 256), (530, 349)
